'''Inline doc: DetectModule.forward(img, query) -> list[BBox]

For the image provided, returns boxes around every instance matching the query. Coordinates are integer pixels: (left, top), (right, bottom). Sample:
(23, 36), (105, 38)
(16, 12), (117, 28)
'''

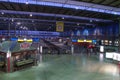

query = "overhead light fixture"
(1, 12), (4, 15)
(84, 39), (86, 42)
(90, 20), (93, 22)
(26, 27), (28, 30)
(24, 38), (27, 41)
(75, 7), (79, 10)
(30, 14), (32, 17)
(23, 27), (26, 29)
(17, 22), (21, 25)
(32, 20), (34, 22)
(20, 26), (23, 29)
(62, 17), (64, 19)
(12, 19), (14, 22)
(77, 23), (80, 26)
(114, 12), (117, 15)
(2, 38), (5, 41)
(26, 1), (29, 5)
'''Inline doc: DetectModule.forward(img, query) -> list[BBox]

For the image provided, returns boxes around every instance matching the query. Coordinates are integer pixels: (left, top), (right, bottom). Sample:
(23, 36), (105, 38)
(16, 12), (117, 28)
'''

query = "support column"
(71, 44), (74, 55)
(99, 46), (104, 62)
(37, 44), (43, 63)
(40, 46), (43, 54)
(6, 50), (12, 73)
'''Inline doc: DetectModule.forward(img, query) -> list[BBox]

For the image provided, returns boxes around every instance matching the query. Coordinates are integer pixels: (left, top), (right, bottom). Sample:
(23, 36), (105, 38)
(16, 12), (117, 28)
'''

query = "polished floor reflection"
(0, 54), (120, 80)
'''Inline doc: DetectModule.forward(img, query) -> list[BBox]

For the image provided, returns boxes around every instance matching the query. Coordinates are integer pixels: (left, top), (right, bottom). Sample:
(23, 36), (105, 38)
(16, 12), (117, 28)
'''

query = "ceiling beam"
(90, 13), (100, 18)
(1, 0), (120, 15)
(113, 2), (120, 7)
(0, 3), (8, 10)
(18, 4), (25, 18)
(89, 0), (94, 3)
(0, 3), (11, 18)
(8, 3), (17, 18)
(85, 12), (95, 17)
(0, 10), (112, 22)
(106, 0), (116, 5)
(19, 4), (24, 11)
(97, 0), (105, 4)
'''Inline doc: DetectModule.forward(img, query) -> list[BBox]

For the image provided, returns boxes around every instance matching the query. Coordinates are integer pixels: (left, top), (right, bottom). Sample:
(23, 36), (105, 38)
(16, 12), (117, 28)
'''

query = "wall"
(61, 22), (119, 39)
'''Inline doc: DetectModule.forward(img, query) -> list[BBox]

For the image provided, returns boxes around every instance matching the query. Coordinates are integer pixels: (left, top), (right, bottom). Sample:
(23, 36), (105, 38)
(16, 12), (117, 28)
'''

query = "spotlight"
(2, 38), (5, 41)
(24, 38), (27, 41)
(84, 39), (86, 42)
(75, 7), (79, 10)
(32, 20), (34, 22)
(1, 12), (4, 15)
(17, 22), (21, 25)
(90, 20), (93, 22)
(12, 19), (14, 22)
(30, 14), (32, 17)
(20, 26), (23, 29)
(77, 23), (80, 26)
(26, 1), (29, 5)
(62, 17), (64, 19)
(114, 12), (117, 15)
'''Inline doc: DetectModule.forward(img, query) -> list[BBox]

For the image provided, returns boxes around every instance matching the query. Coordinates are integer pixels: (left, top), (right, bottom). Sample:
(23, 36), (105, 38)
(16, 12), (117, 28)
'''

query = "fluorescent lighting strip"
(0, 10), (112, 22)
(0, 0), (120, 15)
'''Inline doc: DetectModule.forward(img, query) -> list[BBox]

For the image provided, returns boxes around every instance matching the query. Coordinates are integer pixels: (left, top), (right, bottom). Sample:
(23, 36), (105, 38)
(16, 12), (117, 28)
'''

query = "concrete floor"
(0, 54), (120, 80)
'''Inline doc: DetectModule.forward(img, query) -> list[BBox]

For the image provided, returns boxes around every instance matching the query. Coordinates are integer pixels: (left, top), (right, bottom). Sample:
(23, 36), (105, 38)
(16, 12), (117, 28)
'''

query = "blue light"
(83, 29), (89, 36)
(32, 38), (39, 42)
(0, 0), (120, 15)
(11, 37), (18, 41)
(92, 40), (97, 44)
(72, 39), (77, 42)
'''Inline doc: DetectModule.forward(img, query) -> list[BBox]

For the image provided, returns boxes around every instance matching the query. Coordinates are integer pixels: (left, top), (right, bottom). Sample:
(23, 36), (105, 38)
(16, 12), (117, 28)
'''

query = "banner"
(56, 21), (64, 32)
(20, 42), (31, 50)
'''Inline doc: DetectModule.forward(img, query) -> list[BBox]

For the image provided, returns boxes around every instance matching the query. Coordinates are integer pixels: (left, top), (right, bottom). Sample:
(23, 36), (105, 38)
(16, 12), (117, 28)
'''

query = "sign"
(86, 40), (92, 43)
(106, 52), (114, 59)
(72, 39), (77, 42)
(56, 21), (64, 32)
(20, 42), (31, 49)
(18, 39), (24, 42)
(11, 38), (18, 41)
(26, 39), (33, 42)
(78, 40), (84, 42)
(100, 46), (104, 52)
(32, 38), (39, 42)
(106, 52), (120, 61)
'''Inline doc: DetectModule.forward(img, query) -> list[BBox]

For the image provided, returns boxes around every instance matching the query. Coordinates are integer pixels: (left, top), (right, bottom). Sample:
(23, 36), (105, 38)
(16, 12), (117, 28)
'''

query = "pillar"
(99, 46), (104, 62)
(40, 46), (43, 54)
(71, 44), (74, 55)
(6, 50), (12, 72)
(37, 45), (43, 63)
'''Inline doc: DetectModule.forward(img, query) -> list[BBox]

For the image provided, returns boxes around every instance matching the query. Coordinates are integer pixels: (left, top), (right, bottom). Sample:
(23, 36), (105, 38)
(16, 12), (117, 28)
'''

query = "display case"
(0, 41), (37, 72)
(12, 50), (37, 71)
